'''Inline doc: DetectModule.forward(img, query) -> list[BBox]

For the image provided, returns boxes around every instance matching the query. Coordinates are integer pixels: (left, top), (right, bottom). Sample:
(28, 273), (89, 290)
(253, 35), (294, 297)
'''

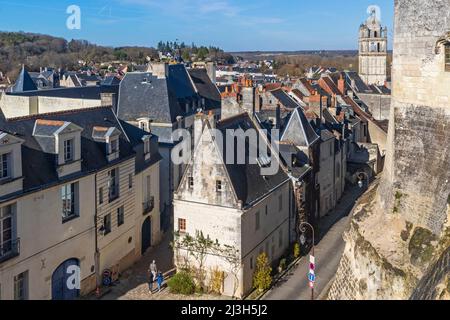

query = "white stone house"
(0, 106), (161, 300)
(173, 112), (291, 298)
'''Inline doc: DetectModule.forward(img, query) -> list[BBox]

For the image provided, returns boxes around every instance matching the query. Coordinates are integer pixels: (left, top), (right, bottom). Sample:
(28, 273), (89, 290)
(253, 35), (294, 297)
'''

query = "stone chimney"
(206, 62), (217, 84)
(148, 62), (169, 79)
(275, 104), (281, 129)
(101, 92), (118, 112)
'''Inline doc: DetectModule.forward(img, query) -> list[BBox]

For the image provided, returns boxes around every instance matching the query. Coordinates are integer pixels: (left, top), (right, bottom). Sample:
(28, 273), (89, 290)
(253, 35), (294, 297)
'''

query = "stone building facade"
(173, 113), (291, 298)
(329, 0), (450, 300)
(0, 107), (162, 300)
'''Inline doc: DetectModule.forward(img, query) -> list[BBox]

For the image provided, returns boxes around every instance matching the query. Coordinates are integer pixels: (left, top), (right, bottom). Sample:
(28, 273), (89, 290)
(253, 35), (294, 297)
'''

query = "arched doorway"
(52, 258), (80, 300)
(141, 217), (152, 255)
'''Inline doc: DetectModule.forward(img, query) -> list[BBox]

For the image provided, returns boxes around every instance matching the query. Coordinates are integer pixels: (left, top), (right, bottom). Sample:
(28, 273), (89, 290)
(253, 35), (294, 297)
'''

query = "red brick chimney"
(338, 74), (345, 95)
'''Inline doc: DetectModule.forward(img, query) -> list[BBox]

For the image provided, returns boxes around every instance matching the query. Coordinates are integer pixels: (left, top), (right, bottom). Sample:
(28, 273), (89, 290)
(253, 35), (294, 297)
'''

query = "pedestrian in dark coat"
(156, 271), (164, 292)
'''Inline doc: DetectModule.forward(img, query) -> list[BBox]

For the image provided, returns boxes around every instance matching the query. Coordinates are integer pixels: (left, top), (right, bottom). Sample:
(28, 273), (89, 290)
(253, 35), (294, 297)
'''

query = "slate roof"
(8, 85), (119, 100)
(320, 127), (336, 142)
(118, 64), (220, 124)
(11, 67), (38, 93)
(0, 107), (141, 198)
(320, 76), (342, 96)
(101, 75), (122, 86)
(117, 71), (183, 123)
(345, 71), (372, 93)
(215, 113), (290, 207)
(188, 68), (221, 110)
(281, 108), (320, 147)
(270, 89), (300, 109)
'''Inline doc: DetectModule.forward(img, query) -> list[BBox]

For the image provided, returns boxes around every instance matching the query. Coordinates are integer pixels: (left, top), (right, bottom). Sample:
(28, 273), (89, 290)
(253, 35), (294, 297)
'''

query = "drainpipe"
(94, 174), (100, 293)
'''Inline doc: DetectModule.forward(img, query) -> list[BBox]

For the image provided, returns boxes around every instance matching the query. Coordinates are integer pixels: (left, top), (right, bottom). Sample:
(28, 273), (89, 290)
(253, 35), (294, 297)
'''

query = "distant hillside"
(0, 31), (232, 81)
(0, 31), (161, 79)
(230, 50), (393, 77)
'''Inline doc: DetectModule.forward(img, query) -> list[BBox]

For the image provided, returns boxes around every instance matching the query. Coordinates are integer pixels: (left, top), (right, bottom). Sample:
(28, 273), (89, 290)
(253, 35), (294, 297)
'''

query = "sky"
(0, 0), (394, 51)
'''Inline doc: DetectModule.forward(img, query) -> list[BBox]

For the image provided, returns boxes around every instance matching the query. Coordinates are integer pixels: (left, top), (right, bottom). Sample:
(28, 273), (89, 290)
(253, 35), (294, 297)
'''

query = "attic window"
(216, 180), (222, 192)
(63, 139), (74, 162)
(0, 153), (11, 180)
(445, 44), (450, 72)
(110, 138), (119, 155)
(144, 139), (150, 155)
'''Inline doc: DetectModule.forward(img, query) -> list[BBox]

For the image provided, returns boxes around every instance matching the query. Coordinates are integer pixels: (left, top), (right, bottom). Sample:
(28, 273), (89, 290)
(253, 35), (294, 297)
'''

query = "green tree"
(294, 243), (301, 259)
(253, 253), (272, 293)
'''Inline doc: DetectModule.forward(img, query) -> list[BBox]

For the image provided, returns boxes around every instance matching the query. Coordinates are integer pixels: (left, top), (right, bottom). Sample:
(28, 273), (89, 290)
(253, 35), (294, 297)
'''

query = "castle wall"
(379, 0), (450, 235)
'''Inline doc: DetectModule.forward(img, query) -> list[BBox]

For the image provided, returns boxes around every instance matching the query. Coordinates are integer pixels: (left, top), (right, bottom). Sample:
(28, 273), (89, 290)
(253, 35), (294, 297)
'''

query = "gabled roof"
(215, 113), (290, 207)
(320, 76), (343, 96)
(345, 71), (372, 93)
(11, 66), (38, 92)
(101, 75), (122, 86)
(281, 108), (320, 148)
(8, 84), (119, 100)
(269, 89), (300, 109)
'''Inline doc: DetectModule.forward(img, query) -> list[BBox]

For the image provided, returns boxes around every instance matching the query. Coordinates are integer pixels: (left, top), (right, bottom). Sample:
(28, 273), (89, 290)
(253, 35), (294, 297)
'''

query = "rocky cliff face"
(329, 0), (450, 300)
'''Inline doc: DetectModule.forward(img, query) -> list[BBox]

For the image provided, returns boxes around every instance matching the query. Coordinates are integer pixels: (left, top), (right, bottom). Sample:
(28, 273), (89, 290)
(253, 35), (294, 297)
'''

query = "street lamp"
(299, 222), (315, 300)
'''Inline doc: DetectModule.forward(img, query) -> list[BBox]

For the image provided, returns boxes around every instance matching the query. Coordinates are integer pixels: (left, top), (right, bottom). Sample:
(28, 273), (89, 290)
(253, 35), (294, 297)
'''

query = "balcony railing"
(0, 238), (20, 263)
(143, 196), (155, 215)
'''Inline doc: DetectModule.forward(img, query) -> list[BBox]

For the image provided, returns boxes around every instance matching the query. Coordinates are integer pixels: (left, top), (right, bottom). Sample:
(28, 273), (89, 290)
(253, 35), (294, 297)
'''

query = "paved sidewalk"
(92, 231), (175, 300)
(262, 185), (364, 300)
(90, 231), (230, 300)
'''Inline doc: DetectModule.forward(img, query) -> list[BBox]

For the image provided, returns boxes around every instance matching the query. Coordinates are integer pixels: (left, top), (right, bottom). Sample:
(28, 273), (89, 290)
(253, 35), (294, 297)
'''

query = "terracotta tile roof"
(35, 119), (65, 126)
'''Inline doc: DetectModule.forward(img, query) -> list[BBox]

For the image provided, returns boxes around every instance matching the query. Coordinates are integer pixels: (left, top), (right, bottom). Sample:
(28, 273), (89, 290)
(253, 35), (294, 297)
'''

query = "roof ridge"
(7, 106), (112, 122)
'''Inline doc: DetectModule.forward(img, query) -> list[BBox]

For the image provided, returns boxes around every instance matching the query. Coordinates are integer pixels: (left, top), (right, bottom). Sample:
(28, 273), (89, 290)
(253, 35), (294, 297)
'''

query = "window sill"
(62, 215), (80, 224)
(0, 176), (23, 186)
(109, 195), (120, 203)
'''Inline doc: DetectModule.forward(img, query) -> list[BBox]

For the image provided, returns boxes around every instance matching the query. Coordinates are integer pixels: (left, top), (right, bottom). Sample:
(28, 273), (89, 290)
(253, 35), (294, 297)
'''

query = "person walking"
(149, 260), (157, 282)
(148, 270), (154, 294)
(156, 271), (164, 293)
(148, 260), (157, 294)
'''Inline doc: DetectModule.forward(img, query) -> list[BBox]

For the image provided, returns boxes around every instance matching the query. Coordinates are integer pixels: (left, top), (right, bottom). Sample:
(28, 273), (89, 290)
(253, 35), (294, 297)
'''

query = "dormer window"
(32, 120), (83, 178)
(92, 126), (121, 162)
(110, 138), (119, 155)
(142, 135), (151, 161)
(144, 140), (150, 154)
(63, 139), (74, 162)
(0, 153), (11, 180)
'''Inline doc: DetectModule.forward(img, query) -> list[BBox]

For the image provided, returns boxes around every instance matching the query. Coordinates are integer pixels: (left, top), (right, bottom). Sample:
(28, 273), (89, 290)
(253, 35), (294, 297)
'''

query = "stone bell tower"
(358, 7), (388, 85)
(329, 1), (450, 300)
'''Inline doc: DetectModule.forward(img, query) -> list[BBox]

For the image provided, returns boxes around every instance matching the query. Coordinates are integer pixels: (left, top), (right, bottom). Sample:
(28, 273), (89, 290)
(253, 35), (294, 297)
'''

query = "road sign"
(308, 273), (316, 282)
(310, 255), (315, 264)
(309, 281), (314, 288)
(309, 263), (315, 271)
